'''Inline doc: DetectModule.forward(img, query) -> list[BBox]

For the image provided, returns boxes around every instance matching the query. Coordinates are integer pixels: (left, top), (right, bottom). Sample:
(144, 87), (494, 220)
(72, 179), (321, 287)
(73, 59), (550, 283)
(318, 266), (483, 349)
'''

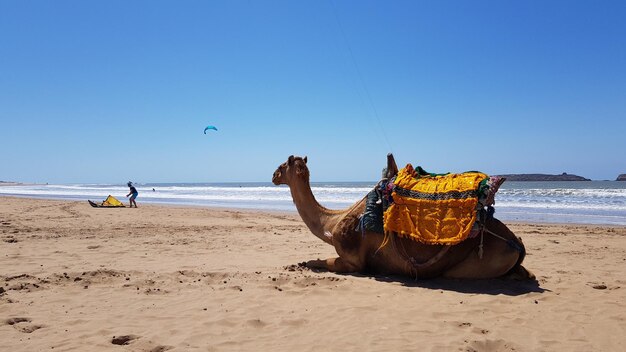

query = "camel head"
(272, 155), (309, 185)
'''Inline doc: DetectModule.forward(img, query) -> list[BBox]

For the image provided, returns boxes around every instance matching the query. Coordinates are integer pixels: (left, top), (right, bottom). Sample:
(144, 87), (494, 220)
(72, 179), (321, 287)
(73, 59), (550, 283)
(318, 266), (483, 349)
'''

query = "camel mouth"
(272, 176), (284, 186)
(272, 172), (282, 185)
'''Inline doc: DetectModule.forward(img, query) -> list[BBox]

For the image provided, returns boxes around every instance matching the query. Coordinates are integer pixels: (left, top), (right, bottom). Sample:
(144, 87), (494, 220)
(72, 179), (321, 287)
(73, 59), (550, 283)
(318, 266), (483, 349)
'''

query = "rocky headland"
(617, 174), (626, 181)
(496, 173), (590, 181)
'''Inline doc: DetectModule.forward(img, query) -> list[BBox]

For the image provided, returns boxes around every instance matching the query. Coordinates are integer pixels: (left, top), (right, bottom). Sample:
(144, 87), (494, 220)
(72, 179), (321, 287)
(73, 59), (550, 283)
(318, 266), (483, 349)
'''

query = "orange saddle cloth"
(383, 164), (489, 245)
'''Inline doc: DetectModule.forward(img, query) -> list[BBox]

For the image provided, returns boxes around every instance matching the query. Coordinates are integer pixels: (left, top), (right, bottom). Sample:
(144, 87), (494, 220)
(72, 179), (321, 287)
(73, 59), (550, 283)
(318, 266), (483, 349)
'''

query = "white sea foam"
(1, 181), (625, 225)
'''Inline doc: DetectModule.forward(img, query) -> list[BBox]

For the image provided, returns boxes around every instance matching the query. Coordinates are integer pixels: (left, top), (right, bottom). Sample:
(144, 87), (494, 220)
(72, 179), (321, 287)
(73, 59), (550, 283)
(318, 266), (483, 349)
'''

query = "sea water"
(1, 181), (625, 226)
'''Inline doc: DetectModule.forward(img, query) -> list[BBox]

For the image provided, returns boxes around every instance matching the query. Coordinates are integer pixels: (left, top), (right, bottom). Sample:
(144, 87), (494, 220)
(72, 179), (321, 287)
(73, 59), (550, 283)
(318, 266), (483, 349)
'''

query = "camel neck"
(288, 179), (338, 244)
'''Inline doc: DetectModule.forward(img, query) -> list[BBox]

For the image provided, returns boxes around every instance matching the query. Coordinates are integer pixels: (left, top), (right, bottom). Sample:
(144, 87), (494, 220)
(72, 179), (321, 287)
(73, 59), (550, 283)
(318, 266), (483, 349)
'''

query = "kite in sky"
(204, 125), (218, 134)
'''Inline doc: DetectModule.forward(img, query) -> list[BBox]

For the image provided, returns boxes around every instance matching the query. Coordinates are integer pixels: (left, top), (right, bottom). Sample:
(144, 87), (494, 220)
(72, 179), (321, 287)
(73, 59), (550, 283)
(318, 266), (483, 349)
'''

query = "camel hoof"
(505, 265), (536, 281)
(305, 259), (327, 270)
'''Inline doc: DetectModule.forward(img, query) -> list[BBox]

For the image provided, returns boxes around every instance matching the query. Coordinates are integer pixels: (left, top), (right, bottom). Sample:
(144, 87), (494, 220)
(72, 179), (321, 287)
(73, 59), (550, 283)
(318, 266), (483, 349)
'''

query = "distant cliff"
(496, 173), (591, 181)
(617, 174), (626, 181)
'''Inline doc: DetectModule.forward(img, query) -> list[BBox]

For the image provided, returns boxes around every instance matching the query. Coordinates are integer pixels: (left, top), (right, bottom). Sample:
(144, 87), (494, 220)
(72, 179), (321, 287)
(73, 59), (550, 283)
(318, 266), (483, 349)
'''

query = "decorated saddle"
(358, 163), (504, 245)
(385, 164), (491, 245)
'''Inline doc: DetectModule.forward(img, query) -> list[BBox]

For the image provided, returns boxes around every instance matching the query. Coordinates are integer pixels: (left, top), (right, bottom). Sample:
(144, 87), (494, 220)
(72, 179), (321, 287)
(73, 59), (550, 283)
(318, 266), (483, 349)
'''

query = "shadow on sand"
(301, 263), (546, 296)
(369, 274), (547, 296)
(311, 269), (547, 296)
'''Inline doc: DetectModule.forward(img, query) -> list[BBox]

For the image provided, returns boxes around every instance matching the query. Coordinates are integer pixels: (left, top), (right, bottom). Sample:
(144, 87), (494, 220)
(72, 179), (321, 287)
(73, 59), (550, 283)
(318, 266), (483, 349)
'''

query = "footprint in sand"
(5, 317), (30, 325)
(465, 338), (518, 351)
(246, 318), (267, 328)
(5, 317), (45, 333)
(111, 334), (140, 345)
(110, 335), (171, 351)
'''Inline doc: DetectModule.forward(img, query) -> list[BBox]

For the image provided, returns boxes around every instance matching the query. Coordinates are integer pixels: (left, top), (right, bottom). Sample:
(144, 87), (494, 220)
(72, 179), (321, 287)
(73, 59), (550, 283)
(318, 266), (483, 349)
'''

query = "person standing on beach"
(126, 182), (139, 208)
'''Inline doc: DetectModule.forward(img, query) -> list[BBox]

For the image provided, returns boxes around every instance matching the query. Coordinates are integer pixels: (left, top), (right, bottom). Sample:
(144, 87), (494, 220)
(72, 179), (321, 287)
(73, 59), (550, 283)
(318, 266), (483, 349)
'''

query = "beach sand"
(1, 197), (625, 351)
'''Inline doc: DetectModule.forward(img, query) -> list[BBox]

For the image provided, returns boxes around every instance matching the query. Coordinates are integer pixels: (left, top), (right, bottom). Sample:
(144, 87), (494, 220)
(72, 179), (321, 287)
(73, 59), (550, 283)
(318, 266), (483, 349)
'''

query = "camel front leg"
(306, 256), (361, 273)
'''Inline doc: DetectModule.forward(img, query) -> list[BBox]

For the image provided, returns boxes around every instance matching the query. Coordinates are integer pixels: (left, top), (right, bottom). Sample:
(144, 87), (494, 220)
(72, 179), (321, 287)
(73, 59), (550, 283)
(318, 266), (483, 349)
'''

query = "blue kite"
(204, 125), (218, 134)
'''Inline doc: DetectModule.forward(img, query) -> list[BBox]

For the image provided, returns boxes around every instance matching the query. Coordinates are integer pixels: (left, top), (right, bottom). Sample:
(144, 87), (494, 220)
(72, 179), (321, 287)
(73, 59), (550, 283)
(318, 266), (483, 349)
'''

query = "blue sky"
(1, 0), (625, 183)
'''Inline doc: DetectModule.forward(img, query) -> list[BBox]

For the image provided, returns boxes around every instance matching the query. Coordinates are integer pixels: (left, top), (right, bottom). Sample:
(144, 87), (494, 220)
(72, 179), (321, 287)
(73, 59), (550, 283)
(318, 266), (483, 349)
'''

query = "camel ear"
(288, 155), (295, 165)
(303, 156), (307, 164)
(296, 162), (307, 177)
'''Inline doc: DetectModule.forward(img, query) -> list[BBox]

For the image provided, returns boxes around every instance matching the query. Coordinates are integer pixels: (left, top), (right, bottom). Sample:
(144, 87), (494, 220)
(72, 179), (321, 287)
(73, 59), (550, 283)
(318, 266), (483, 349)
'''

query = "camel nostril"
(272, 171), (281, 183)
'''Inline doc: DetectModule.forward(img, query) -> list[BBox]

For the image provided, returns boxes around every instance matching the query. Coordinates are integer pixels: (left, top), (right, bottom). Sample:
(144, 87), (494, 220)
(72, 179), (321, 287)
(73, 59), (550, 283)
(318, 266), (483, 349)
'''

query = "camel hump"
(385, 153), (399, 179)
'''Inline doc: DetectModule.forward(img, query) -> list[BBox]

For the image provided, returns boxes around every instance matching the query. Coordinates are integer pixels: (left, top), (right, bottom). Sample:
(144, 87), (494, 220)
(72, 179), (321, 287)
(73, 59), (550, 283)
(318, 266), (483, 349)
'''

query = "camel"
(272, 155), (534, 280)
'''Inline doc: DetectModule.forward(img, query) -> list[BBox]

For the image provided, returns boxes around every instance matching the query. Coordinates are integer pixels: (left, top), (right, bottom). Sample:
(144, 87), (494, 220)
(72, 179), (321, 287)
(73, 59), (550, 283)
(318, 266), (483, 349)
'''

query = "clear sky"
(1, 0), (625, 183)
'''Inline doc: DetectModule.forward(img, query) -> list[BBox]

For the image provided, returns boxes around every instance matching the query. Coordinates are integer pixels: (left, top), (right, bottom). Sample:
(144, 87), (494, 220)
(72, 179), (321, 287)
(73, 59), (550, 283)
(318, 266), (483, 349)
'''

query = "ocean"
(1, 181), (625, 226)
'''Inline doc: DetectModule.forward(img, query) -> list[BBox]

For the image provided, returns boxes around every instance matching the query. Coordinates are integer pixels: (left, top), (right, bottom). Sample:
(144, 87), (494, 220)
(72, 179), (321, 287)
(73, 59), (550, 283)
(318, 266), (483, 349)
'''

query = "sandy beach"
(1, 196), (625, 351)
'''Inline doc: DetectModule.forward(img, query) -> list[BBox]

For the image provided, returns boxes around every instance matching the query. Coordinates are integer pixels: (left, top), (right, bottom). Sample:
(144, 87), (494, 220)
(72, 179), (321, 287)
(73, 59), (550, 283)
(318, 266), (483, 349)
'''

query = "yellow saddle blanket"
(383, 164), (489, 245)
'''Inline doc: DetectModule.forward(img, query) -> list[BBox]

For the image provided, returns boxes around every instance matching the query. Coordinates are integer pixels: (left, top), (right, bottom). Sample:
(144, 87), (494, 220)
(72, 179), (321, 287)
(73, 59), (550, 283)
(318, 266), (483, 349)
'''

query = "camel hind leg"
(499, 232), (535, 280)
(443, 219), (530, 279)
(503, 262), (535, 281)
(490, 219), (535, 280)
